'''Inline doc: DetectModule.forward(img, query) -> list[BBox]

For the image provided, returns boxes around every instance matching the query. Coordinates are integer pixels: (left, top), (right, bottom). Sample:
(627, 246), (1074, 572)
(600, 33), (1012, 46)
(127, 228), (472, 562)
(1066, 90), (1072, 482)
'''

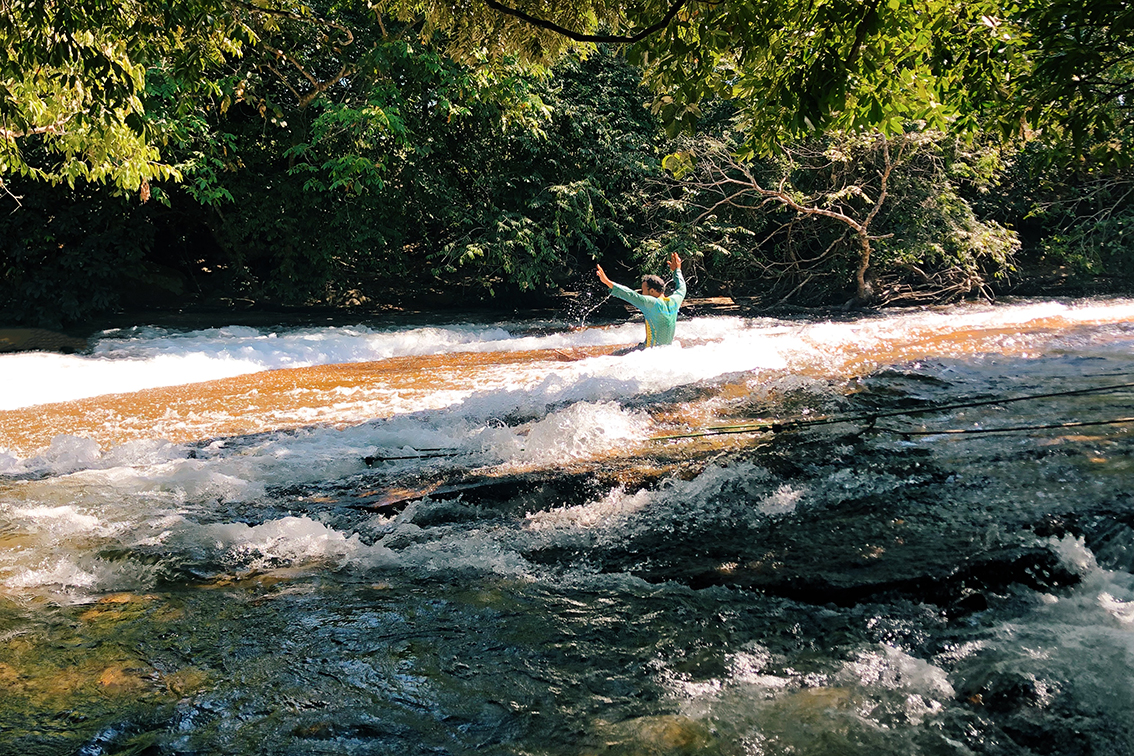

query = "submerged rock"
(956, 669), (1054, 713)
(588, 715), (722, 756)
(687, 542), (1081, 614)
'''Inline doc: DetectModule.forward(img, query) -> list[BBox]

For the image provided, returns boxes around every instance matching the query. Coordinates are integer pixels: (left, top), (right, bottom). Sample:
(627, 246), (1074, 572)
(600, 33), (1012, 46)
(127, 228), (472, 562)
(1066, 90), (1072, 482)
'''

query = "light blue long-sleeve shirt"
(610, 268), (687, 347)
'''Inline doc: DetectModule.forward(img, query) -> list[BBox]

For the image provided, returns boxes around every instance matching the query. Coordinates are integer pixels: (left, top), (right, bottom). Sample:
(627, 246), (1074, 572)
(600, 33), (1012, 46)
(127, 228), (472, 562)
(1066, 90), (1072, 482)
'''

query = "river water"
(3, 299), (1134, 755)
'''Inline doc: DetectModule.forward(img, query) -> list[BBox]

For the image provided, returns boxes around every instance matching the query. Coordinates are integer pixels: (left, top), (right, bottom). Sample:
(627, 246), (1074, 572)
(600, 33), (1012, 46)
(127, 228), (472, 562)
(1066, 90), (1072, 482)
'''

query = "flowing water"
(3, 300), (1134, 755)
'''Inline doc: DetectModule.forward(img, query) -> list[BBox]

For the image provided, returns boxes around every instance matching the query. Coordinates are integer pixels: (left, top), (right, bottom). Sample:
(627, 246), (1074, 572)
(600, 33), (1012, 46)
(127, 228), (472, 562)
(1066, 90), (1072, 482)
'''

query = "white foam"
(952, 541), (1134, 722)
(8, 299), (1134, 413)
(1051, 534), (1098, 574)
(3, 556), (158, 596)
(8, 297), (1134, 485)
(6, 558), (100, 589)
(1098, 592), (1134, 625)
(0, 351), (264, 411)
(202, 515), (366, 569)
(11, 505), (107, 536)
(520, 462), (789, 561)
(360, 529), (532, 576)
(4, 299), (1134, 604)
(839, 645), (955, 698)
(0, 320), (641, 411)
(512, 401), (650, 465)
(0, 449), (25, 475)
(526, 487), (654, 531)
(661, 641), (956, 748)
(92, 323), (525, 365)
(26, 435), (102, 475)
(757, 485), (805, 516)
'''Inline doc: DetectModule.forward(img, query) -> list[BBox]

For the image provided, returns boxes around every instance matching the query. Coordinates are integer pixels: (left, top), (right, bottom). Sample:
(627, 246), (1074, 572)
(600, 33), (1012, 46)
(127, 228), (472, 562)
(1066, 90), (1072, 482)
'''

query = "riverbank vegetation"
(2, 0), (1132, 327)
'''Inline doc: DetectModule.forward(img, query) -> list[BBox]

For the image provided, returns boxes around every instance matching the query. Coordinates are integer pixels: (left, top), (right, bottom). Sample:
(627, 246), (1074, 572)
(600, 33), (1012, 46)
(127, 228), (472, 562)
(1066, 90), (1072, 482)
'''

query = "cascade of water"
(3, 299), (1134, 755)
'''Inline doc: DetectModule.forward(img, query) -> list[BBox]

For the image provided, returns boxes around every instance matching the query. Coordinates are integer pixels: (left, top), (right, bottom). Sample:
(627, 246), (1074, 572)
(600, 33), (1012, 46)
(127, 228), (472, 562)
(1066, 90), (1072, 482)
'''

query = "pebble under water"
(2, 302), (1134, 755)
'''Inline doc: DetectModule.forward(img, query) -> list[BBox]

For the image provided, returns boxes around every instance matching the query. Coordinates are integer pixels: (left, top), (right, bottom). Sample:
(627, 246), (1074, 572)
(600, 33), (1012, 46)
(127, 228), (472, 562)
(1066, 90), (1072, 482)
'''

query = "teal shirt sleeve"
(610, 283), (653, 309)
(609, 268), (686, 347)
(610, 269), (686, 306)
(672, 268), (686, 304)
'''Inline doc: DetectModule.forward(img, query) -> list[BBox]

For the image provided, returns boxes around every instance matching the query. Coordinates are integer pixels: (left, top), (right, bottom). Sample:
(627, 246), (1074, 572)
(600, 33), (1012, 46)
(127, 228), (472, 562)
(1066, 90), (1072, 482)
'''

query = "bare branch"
(233, 0), (357, 108)
(0, 121), (67, 139)
(260, 45), (356, 109)
(261, 60), (306, 104)
(861, 132), (893, 230)
(483, 0), (689, 44)
(1, 177), (24, 212)
(775, 273), (814, 304)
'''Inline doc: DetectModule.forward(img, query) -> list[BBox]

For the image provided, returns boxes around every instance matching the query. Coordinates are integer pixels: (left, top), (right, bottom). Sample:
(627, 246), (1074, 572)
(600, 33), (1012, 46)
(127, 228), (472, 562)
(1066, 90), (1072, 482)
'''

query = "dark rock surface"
(0, 327), (90, 353)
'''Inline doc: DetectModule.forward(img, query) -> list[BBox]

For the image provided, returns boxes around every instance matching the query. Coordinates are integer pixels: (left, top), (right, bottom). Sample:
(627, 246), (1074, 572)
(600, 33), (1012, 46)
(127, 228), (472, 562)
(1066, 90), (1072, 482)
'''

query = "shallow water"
(3, 300), (1134, 755)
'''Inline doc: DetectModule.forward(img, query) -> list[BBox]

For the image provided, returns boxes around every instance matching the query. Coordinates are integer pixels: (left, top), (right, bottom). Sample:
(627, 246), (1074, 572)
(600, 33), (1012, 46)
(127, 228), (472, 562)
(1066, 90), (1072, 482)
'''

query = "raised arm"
(600, 264), (654, 308)
(669, 253), (687, 302)
(596, 264), (614, 288)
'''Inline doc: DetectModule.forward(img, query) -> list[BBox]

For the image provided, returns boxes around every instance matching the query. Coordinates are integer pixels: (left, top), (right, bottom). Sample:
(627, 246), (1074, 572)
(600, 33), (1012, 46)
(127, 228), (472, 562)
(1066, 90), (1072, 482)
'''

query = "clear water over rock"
(2, 300), (1134, 755)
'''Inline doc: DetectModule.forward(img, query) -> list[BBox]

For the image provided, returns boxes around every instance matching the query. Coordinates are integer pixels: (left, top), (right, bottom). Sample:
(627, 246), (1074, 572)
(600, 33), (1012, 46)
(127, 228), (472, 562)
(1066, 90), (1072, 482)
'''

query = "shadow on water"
(4, 344), (1134, 754)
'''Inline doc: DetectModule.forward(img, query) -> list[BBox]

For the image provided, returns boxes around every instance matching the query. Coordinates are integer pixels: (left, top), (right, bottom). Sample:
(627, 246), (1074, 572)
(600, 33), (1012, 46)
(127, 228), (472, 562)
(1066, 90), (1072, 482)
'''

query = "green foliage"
(377, 0), (1024, 148)
(1039, 200), (1134, 280)
(1010, 0), (1134, 160)
(0, 0), (260, 191)
(380, 0), (1134, 163)
(648, 129), (1020, 305)
(874, 140), (1020, 300)
(5, 0), (1133, 199)
(3, 0), (1132, 320)
(118, 43), (662, 308)
(988, 140), (1134, 284)
(378, 0), (588, 67)
(422, 48), (664, 294)
(0, 179), (156, 327)
(636, 0), (1023, 151)
(116, 5), (561, 307)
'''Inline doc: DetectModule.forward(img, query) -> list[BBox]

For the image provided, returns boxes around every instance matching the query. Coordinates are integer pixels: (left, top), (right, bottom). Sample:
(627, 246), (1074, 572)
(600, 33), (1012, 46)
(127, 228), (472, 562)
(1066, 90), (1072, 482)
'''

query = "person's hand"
(596, 264), (613, 288)
(667, 252), (681, 271)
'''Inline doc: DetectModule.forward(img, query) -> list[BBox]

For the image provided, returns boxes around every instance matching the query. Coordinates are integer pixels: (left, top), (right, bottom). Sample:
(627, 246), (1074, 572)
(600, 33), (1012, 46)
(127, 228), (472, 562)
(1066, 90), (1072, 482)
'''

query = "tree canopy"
(2, 0), (1132, 326)
(4, 0), (1133, 193)
(1, 0), (253, 191)
(382, 0), (1134, 153)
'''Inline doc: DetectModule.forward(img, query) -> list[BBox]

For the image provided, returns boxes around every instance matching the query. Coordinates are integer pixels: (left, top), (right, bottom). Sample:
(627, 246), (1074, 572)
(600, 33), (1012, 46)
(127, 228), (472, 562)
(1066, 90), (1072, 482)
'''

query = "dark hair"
(642, 274), (666, 294)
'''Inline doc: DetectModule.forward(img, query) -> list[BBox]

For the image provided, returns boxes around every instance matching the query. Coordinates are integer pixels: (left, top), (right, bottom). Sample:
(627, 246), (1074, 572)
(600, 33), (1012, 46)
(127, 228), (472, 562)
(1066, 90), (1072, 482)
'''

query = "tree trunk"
(855, 231), (875, 304)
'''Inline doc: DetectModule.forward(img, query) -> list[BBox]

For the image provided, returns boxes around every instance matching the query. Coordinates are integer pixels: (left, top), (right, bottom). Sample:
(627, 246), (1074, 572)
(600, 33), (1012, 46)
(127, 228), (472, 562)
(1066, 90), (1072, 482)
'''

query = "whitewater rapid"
(5, 298), (1134, 755)
(5, 299), (1134, 413)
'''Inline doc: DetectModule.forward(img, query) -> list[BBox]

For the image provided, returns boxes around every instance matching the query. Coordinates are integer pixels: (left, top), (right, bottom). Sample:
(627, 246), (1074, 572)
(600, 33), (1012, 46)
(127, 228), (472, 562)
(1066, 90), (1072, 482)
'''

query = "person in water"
(596, 252), (686, 353)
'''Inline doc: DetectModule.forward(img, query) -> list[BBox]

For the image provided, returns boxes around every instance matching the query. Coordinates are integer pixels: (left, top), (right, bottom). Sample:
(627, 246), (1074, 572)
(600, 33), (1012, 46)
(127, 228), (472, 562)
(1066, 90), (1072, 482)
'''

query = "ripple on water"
(3, 302), (1134, 754)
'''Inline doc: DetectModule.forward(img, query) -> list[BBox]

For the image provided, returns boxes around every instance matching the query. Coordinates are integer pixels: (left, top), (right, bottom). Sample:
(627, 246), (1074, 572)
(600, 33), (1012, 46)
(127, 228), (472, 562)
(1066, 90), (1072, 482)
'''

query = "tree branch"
(0, 122), (66, 139)
(845, 0), (883, 68)
(227, 0), (354, 40)
(0, 177), (24, 212)
(483, 0), (689, 44)
(261, 44), (356, 108)
(231, 0), (357, 64)
(861, 132), (892, 230)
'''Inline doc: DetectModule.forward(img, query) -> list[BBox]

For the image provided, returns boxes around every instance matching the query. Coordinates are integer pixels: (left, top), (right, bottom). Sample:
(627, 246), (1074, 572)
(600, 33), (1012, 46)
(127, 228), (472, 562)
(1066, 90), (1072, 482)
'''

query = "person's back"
(596, 253), (686, 349)
(607, 270), (686, 347)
